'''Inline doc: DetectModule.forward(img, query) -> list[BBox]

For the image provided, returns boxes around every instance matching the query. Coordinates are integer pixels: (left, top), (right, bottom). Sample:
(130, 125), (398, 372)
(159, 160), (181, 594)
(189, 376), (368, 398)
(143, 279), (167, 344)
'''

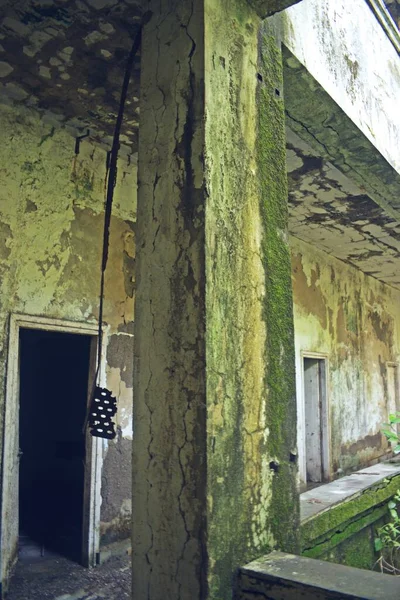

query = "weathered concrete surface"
(278, 1), (400, 486)
(247, 0), (302, 18)
(282, 51), (400, 222)
(299, 462), (400, 568)
(100, 433), (132, 546)
(0, 0), (142, 153)
(133, 3), (208, 597)
(0, 102), (135, 547)
(300, 462), (400, 522)
(237, 552), (400, 599)
(7, 552), (131, 600)
(133, 1), (298, 599)
(291, 236), (400, 479)
(0, 0), (396, 161)
(287, 128), (400, 289)
(278, 0), (400, 175)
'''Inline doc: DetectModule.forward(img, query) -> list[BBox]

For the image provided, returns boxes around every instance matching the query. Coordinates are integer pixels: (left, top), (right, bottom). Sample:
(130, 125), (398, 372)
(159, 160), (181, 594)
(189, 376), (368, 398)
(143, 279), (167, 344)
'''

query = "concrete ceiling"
(0, 0), (397, 158)
(286, 128), (400, 290)
(0, 0), (143, 155)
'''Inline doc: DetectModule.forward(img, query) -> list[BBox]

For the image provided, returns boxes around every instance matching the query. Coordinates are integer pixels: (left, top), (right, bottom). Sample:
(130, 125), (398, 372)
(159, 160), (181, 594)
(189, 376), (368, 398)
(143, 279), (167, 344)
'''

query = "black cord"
(82, 17), (148, 436)
(96, 23), (143, 378)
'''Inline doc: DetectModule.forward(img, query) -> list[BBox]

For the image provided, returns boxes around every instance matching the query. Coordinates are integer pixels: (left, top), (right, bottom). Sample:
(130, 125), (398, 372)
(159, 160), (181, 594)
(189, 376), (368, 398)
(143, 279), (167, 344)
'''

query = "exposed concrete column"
(133, 2), (207, 599)
(133, 2), (299, 599)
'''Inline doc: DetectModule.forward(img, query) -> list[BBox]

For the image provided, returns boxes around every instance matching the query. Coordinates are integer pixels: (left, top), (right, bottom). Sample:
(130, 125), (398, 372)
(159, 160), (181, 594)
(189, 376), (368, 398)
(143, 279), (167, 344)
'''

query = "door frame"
(386, 361), (400, 438)
(300, 351), (331, 485)
(1, 313), (107, 585)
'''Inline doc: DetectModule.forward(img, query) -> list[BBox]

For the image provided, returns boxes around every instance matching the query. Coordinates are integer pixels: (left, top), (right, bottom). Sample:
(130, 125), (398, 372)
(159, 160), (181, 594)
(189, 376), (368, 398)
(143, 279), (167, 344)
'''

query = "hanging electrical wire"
(84, 14), (150, 439)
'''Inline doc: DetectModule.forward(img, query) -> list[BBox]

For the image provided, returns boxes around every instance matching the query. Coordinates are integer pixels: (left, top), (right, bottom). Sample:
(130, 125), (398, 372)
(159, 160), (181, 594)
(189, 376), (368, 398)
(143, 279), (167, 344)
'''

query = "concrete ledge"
(300, 462), (400, 561)
(237, 552), (400, 599)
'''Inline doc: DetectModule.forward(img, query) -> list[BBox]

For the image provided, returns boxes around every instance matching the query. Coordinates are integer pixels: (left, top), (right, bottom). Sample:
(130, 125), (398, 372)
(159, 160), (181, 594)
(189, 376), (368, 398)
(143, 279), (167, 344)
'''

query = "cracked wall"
(133, 0), (299, 598)
(133, 2), (208, 598)
(291, 236), (400, 481)
(0, 102), (136, 548)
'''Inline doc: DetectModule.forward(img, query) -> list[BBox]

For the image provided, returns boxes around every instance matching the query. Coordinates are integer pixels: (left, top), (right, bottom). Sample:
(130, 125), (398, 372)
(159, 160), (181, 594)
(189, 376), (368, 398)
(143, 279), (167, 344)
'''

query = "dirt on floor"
(7, 552), (131, 600)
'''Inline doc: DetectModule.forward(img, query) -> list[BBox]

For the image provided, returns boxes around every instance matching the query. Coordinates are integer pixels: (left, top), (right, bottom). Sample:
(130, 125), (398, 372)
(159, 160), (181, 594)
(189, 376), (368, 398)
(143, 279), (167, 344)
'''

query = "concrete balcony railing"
(237, 552), (400, 599)
(237, 462), (400, 598)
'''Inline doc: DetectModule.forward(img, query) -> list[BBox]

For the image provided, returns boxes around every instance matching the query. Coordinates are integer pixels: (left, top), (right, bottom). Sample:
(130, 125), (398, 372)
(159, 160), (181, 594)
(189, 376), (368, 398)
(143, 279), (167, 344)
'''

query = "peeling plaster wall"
(206, 8), (299, 597)
(291, 236), (400, 481)
(0, 103), (136, 547)
(279, 0), (400, 175)
(0, 0), (142, 152)
(134, 1), (299, 597)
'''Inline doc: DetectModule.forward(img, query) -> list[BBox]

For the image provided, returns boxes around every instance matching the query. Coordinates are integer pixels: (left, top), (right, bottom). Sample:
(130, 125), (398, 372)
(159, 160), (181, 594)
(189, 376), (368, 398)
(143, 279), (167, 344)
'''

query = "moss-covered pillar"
(133, 2), (299, 599)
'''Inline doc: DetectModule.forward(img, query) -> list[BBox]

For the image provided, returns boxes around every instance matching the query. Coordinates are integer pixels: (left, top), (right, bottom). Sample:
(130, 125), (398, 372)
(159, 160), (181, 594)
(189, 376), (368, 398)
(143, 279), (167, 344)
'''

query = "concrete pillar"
(133, 2), (299, 599)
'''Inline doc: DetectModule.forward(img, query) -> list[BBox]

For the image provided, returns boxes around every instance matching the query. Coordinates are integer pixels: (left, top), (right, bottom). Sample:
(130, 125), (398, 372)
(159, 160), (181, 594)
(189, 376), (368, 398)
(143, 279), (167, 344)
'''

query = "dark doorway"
(19, 328), (92, 563)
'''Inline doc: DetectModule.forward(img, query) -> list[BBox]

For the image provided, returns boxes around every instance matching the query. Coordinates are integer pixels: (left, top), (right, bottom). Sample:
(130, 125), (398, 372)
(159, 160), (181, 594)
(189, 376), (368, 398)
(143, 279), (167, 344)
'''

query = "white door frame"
(386, 361), (400, 439)
(1, 313), (107, 584)
(300, 351), (330, 485)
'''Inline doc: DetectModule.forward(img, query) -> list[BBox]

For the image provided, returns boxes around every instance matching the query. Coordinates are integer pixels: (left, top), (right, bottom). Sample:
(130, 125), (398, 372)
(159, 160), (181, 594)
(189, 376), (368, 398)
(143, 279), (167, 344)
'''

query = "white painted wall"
(280, 0), (400, 175)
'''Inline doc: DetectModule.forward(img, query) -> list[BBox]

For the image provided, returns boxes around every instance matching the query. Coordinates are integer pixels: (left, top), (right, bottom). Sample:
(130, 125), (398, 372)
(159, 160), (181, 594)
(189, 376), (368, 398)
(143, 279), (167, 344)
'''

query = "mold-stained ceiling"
(0, 0), (397, 158)
(0, 0), (143, 155)
(287, 128), (400, 290)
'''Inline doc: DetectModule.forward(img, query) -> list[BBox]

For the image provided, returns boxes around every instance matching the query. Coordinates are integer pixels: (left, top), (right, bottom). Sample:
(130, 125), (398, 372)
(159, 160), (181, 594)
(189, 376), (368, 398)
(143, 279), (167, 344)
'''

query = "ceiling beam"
(247, 0), (302, 18)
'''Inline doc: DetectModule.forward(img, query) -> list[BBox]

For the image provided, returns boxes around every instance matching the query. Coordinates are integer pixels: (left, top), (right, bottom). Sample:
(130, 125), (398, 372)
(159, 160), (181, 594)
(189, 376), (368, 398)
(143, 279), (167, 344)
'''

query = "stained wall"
(0, 102), (136, 547)
(280, 0), (400, 176)
(291, 236), (400, 483)
(133, 1), (299, 597)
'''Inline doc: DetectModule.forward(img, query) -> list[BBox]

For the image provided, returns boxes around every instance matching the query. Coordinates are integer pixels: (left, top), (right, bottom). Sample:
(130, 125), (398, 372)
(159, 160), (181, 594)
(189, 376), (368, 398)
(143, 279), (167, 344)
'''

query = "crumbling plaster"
(0, 102), (136, 546)
(291, 235), (400, 480)
(0, 0), (142, 154)
(282, 49), (400, 229)
(133, 1), (298, 598)
(279, 0), (400, 175)
(286, 128), (400, 289)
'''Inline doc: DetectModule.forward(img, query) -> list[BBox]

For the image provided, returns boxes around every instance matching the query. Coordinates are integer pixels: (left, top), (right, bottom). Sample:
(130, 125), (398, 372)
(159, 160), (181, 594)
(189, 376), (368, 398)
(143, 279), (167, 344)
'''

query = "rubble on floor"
(7, 552), (131, 600)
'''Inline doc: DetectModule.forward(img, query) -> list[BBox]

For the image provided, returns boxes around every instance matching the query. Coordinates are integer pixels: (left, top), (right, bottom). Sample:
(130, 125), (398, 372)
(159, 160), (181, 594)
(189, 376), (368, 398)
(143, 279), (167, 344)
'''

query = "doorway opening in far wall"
(303, 355), (329, 486)
(1, 315), (104, 596)
(19, 328), (93, 563)
(387, 362), (400, 440)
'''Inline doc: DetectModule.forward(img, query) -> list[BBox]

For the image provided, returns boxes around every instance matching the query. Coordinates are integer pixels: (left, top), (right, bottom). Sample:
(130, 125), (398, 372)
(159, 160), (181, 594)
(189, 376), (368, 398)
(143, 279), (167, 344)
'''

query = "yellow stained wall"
(0, 103), (136, 545)
(291, 236), (400, 480)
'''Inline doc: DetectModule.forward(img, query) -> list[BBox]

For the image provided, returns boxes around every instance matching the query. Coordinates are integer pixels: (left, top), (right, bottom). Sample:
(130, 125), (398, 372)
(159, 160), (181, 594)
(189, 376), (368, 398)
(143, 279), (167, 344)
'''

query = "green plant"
(374, 490), (400, 575)
(382, 412), (400, 454)
(374, 413), (400, 574)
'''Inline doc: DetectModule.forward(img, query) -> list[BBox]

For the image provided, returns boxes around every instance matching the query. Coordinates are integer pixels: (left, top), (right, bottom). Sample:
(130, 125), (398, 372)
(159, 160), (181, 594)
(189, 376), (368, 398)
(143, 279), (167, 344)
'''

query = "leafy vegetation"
(374, 413), (400, 574)
(382, 413), (400, 454)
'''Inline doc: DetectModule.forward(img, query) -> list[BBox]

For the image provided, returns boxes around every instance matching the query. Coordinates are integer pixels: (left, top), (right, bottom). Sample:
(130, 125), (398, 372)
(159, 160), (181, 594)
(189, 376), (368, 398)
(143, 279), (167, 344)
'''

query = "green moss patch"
(301, 474), (400, 567)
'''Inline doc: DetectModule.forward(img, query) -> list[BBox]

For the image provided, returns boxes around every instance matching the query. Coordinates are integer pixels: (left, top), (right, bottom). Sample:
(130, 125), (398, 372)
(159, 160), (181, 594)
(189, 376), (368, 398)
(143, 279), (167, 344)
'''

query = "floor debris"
(7, 552), (131, 600)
